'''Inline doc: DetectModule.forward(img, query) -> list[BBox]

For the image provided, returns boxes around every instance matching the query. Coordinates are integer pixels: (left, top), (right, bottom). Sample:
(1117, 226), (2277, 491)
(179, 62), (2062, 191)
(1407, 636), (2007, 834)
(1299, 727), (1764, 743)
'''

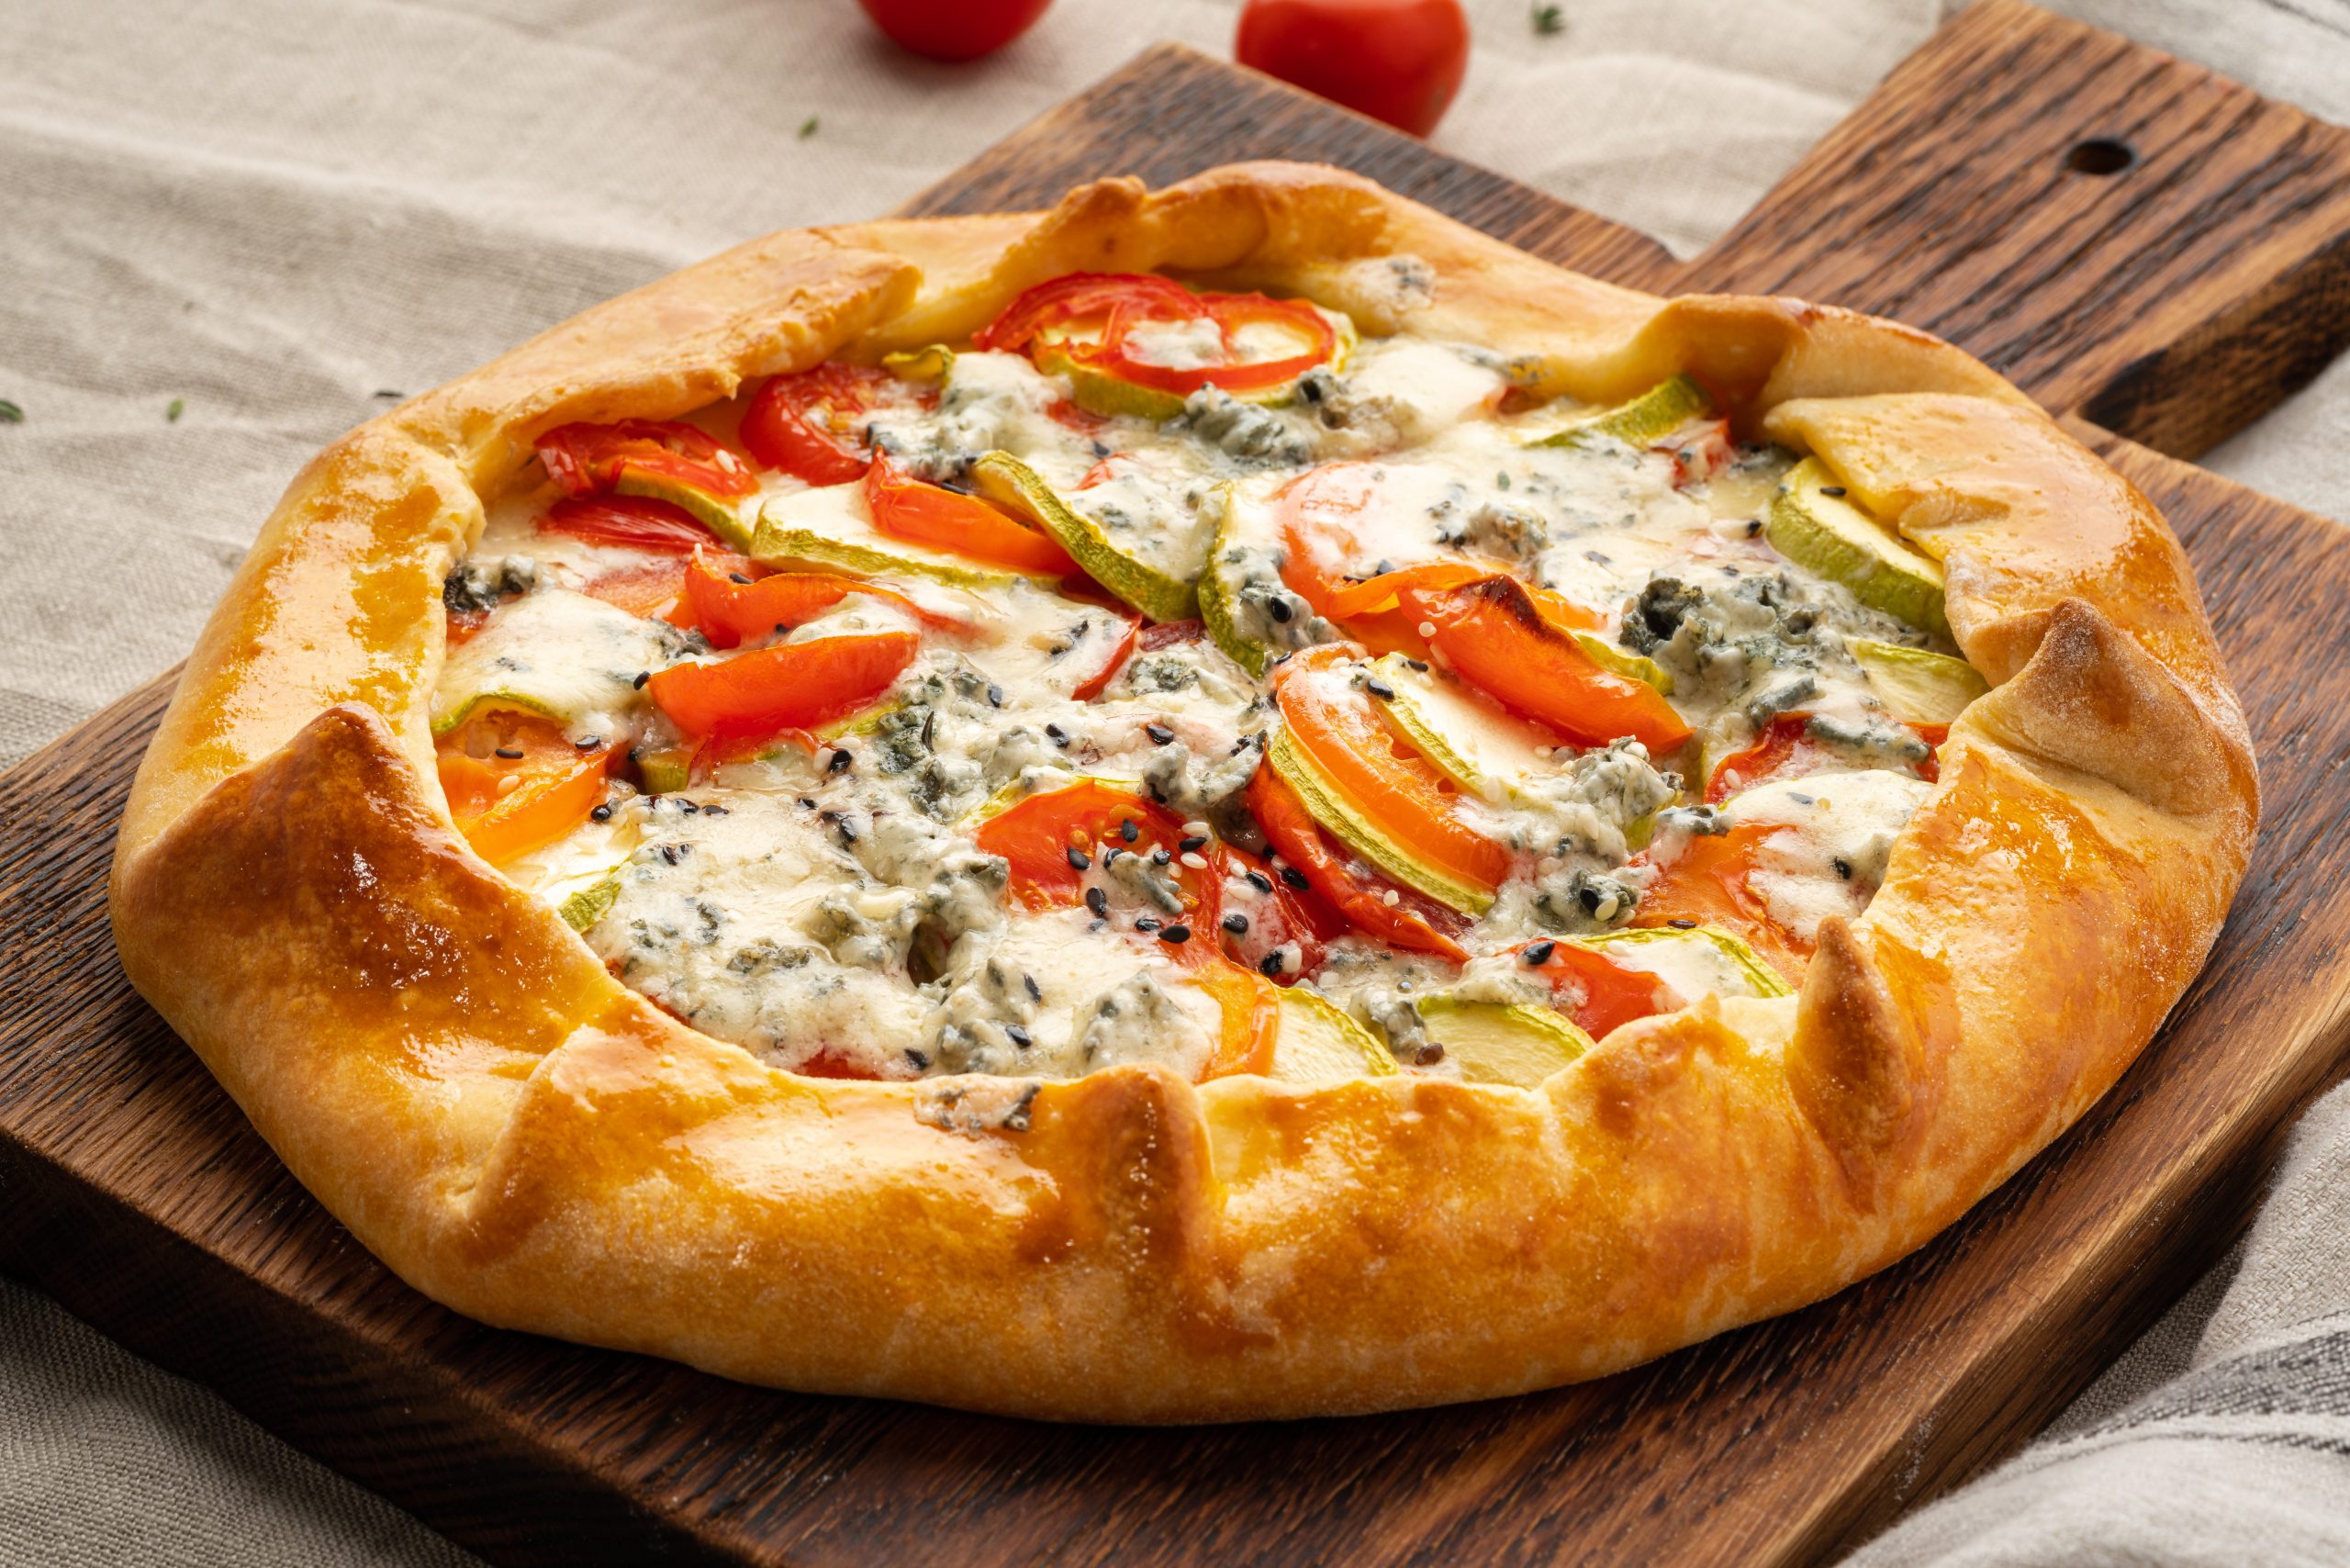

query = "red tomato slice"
(435, 711), (612, 867)
(646, 633), (918, 755)
(539, 494), (722, 554)
(1631, 823), (1809, 985)
(863, 457), (1081, 577)
(1707, 713), (1946, 803)
(1243, 763), (1469, 961)
(1511, 938), (1686, 1040)
(971, 779), (1213, 920)
(1069, 615), (1140, 701)
(1396, 576), (1694, 754)
(536, 420), (756, 502)
(581, 558), (693, 621)
(1215, 842), (1341, 980)
(1140, 619), (1209, 651)
(976, 273), (1337, 398)
(1275, 648), (1511, 898)
(742, 364), (897, 486)
(680, 551), (955, 647)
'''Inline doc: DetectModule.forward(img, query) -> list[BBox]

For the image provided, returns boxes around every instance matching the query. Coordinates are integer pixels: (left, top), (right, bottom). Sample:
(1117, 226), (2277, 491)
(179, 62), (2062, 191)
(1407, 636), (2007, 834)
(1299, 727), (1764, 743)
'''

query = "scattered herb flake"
(799, 116), (820, 140)
(1532, 1), (1564, 35)
(166, 398), (185, 422)
(0, 399), (21, 424)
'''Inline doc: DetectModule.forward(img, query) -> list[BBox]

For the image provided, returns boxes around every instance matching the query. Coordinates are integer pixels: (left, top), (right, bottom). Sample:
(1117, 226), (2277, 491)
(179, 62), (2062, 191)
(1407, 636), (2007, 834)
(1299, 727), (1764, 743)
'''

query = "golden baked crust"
(109, 162), (2256, 1420)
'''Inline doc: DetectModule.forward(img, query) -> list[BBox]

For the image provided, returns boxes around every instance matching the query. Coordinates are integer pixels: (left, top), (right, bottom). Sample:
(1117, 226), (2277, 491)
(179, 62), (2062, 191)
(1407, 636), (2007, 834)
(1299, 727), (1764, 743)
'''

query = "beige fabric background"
(3, 0), (2346, 1562)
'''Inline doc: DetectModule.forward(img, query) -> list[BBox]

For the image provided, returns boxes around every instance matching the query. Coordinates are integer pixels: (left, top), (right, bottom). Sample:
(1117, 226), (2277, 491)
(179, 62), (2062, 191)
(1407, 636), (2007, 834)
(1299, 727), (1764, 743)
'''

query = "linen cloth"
(3, 0), (2346, 1562)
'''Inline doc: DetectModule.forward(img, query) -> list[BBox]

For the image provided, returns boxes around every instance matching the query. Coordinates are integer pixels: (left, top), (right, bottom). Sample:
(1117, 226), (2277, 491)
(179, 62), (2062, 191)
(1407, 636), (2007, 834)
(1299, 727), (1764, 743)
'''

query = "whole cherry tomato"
(856, 0), (1053, 62)
(1234, 0), (1471, 138)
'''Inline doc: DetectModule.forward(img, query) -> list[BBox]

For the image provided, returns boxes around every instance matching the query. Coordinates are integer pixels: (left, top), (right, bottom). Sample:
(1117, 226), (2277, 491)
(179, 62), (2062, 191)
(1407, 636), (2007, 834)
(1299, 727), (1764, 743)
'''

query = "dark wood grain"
(7, 6), (2350, 1566)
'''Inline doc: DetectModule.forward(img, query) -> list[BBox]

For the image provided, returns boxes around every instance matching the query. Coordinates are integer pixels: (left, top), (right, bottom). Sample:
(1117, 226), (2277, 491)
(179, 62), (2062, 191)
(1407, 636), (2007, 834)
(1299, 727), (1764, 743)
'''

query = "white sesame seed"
(1182, 821), (1211, 837)
(494, 773), (522, 796)
(1535, 745), (1554, 759)
(1180, 851), (1208, 869)
(1382, 890), (1400, 906)
(1417, 622), (1437, 639)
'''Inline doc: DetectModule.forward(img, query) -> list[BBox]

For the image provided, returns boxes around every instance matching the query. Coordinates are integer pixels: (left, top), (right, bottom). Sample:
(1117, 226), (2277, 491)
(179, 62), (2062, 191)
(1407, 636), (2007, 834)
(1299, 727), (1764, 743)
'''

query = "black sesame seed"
(1819, 485), (1848, 498)
(1222, 913), (1249, 935)
(1523, 940), (1557, 966)
(1179, 834), (1207, 853)
(574, 734), (602, 750)
(1004, 1025), (1033, 1048)
(1066, 846), (1091, 871)
(1267, 597), (1293, 624)
(1136, 916), (1162, 932)
(774, 622), (789, 635)
(1145, 722), (1175, 745)
(1159, 924), (1192, 945)
(659, 844), (681, 865)
(1259, 950), (1287, 978)
(1280, 867), (1310, 891)
(1046, 723), (1069, 748)
(1245, 870), (1273, 893)
(1578, 886), (1603, 913)
(494, 746), (524, 759)
(1119, 818), (1139, 843)
(1151, 848), (1172, 866)
(1833, 857), (1853, 880)
(679, 800), (699, 813)
(797, 797), (816, 809)
(1365, 678), (1396, 700)
(590, 803), (613, 823)
(1668, 917), (1697, 929)
(986, 683), (1003, 708)
(632, 671), (650, 689)
(904, 1048), (930, 1070)
(729, 572), (752, 585)
(1023, 973), (1042, 1002)
(829, 748), (852, 772)
(1404, 658), (1429, 673)
(1745, 519), (1762, 537)
(1084, 887), (1108, 916)
(701, 804), (728, 817)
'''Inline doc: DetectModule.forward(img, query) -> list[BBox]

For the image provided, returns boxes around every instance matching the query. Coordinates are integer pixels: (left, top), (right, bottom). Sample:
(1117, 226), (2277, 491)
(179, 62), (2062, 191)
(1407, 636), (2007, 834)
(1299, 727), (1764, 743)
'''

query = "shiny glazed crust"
(109, 163), (2257, 1421)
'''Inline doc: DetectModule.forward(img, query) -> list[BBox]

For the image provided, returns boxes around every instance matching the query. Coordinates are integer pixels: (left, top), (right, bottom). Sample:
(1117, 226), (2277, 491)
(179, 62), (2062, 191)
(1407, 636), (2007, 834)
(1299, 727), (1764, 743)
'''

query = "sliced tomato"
(1141, 619), (1208, 651)
(1631, 823), (1809, 985)
(1397, 576), (1693, 754)
(972, 780), (1213, 918)
(445, 609), (489, 645)
(742, 364), (900, 486)
(680, 550), (954, 648)
(795, 1048), (884, 1081)
(1662, 418), (1736, 488)
(1243, 763), (1469, 962)
(647, 632), (918, 756)
(863, 456), (1081, 577)
(1215, 841), (1341, 981)
(1192, 957), (1281, 1079)
(539, 494), (722, 554)
(1511, 938), (1686, 1039)
(1275, 648), (1511, 899)
(435, 711), (612, 867)
(536, 420), (756, 505)
(1069, 614), (1140, 701)
(1707, 713), (1946, 803)
(975, 272), (1338, 398)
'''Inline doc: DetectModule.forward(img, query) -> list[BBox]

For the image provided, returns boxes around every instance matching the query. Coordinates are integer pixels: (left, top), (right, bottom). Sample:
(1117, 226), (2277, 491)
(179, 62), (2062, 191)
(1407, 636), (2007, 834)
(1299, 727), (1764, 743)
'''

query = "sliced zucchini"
(968, 452), (1199, 623)
(1269, 987), (1399, 1086)
(1766, 457), (1949, 637)
(558, 874), (622, 933)
(433, 588), (675, 737)
(1197, 487), (1273, 678)
(880, 344), (954, 383)
(751, 484), (1025, 590)
(1849, 638), (1987, 725)
(1265, 725), (1495, 916)
(1577, 924), (1794, 1001)
(1369, 652), (1552, 801)
(1529, 374), (1712, 451)
(613, 472), (754, 552)
(1416, 997), (1593, 1087)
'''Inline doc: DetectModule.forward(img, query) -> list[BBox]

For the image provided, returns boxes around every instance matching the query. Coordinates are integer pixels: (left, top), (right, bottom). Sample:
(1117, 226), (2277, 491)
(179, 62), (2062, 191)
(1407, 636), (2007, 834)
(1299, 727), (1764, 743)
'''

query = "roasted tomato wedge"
(1706, 713), (1945, 803)
(1396, 576), (1693, 754)
(1215, 841), (1342, 980)
(539, 494), (723, 554)
(578, 548), (758, 622)
(1275, 647), (1512, 900)
(863, 456), (1081, 577)
(1243, 763), (1469, 962)
(680, 550), (953, 647)
(741, 364), (903, 486)
(646, 632), (918, 758)
(435, 711), (612, 866)
(975, 272), (1338, 398)
(973, 779), (1215, 922)
(1069, 615), (1140, 701)
(535, 419), (757, 512)
(1511, 938), (1686, 1040)
(1630, 823), (1809, 985)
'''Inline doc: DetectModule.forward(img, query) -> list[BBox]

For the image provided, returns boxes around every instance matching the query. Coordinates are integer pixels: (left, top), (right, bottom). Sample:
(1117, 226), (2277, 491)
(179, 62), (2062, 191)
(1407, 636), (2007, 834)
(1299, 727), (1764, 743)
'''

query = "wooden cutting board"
(6, 3), (2350, 1562)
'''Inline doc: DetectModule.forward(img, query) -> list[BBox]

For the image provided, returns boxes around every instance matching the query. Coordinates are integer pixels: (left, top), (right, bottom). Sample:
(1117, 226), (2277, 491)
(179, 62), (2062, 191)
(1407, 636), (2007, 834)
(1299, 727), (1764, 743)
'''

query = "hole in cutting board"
(2065, 139), (2137, 175)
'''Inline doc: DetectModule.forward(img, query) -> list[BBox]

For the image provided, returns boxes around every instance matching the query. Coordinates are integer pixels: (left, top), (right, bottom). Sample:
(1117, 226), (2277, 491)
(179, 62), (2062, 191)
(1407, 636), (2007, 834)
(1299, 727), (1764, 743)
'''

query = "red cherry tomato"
(1234, 0), (1471, 139)
(856, 0), (1052, 62)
